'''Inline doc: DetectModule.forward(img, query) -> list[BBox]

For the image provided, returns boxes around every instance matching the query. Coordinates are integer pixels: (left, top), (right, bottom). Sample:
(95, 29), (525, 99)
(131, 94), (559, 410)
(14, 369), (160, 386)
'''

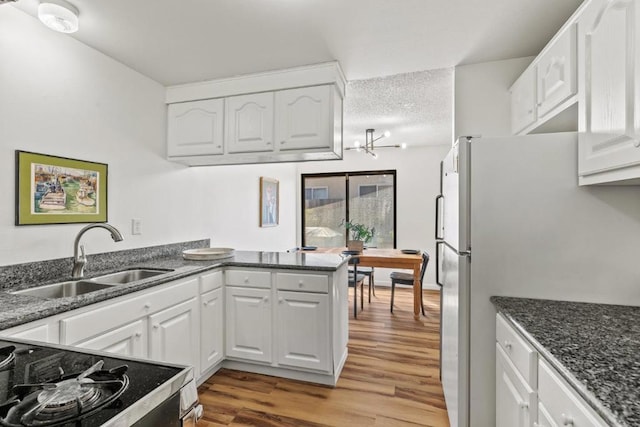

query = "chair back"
(419, 252), (430, 284)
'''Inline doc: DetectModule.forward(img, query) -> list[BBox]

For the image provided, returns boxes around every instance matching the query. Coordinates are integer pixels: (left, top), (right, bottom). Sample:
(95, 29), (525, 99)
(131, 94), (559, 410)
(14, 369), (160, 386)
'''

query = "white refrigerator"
(435, 133), (640, 427)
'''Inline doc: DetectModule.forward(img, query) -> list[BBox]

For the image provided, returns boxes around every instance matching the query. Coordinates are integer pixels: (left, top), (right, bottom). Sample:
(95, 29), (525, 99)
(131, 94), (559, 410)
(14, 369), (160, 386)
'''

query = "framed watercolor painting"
(259, 177), (279, 227)
(15, 151), (108, 225)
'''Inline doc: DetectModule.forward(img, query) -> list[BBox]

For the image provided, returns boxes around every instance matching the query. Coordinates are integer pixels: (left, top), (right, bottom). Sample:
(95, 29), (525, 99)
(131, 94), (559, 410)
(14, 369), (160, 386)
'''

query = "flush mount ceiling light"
(345, 129), (407, 159)
(38, 0), (79, 33)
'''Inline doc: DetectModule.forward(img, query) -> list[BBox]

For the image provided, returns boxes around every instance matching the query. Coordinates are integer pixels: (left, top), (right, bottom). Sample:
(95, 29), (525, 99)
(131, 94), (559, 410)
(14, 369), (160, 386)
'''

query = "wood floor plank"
(198, 288), (450, 426)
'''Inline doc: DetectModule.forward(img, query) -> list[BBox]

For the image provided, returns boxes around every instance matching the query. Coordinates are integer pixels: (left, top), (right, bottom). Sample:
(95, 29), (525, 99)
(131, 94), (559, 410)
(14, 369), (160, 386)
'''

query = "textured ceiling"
(10, 0), (584, 86)
(344, 70), (453, 148)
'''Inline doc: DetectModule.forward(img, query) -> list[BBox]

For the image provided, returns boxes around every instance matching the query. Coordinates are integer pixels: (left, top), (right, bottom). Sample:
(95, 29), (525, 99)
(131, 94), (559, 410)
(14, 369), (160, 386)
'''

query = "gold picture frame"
(260, 177), (279, 227)
(15, 150), (108, 225)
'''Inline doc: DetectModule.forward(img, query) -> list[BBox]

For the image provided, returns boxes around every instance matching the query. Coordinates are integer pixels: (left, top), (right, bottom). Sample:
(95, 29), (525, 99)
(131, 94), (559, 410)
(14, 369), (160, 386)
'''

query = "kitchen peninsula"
(0, 240), (350, 386)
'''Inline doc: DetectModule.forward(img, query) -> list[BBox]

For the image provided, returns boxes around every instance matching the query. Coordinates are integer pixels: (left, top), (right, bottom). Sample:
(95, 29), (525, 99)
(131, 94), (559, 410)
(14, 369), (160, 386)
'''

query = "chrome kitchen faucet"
(72, 223), (124, 278)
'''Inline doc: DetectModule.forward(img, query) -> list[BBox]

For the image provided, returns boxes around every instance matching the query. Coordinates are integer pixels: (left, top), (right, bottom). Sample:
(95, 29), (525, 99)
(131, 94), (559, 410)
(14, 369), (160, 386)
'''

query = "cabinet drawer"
(200, 270), (223, 293)
(276, 272), (328, 293)
(225, 270), (271, 288)
(61, 278), (199, 345)
(496, 314), (537, 385)
(538, 359), (607, 427)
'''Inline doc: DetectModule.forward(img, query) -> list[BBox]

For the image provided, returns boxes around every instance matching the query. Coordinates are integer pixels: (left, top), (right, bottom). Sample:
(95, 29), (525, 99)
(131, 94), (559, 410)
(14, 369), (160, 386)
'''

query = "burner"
(0, 346), (16, 370)
(36, 377), (101, 414)
(0, 360), (129, 427)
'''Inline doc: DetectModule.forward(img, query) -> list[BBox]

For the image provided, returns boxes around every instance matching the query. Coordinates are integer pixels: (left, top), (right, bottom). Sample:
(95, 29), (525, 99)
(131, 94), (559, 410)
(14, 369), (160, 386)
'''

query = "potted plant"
(340, 219), (375, 252)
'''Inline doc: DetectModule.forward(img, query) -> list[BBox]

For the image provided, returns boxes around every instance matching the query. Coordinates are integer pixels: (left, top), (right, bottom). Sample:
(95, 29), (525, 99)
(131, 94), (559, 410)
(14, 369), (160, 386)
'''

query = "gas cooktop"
(0, 339), (191, 427)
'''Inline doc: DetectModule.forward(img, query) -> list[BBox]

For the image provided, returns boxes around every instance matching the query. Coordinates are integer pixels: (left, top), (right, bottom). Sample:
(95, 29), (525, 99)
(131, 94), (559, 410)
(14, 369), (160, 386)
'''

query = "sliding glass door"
(301, 170), (396, 248)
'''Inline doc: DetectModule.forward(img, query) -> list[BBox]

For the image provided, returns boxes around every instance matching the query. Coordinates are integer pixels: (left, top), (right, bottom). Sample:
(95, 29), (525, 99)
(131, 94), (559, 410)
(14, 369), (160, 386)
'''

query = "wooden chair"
(389, 252), (429, 315)
(348, 257), (366, 319)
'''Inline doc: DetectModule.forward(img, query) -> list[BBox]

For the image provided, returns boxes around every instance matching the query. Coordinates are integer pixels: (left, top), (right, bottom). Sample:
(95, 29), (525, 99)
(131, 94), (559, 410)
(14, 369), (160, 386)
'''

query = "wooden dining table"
(301, 247), (424, 319)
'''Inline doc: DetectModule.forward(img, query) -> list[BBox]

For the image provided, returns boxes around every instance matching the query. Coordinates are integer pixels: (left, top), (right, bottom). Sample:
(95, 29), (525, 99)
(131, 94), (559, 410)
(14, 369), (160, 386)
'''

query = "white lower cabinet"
(496, 343), (535, 427)
(1, 264), (349, 386)
(2, 320), (59, 344)
(75, 320), (146, 358)
(538, 359), (606, 427)
(149, 296), (200, 371)
(225, 286), (272, 363)
(276, 290), (330, 372)
(200, 287), (224, 374)
(496, 314), (607, 427)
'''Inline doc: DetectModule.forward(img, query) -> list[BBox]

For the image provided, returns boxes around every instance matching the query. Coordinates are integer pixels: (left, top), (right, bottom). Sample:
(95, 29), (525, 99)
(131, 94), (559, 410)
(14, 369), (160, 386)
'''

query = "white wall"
(454, 57), (533, 138)
(0, 7), (295, 264)
(0, 7), (450, 275)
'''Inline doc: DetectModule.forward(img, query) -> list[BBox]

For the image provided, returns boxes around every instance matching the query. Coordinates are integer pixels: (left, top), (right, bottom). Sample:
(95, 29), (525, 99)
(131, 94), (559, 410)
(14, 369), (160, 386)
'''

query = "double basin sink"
(11, 268), (174, 299)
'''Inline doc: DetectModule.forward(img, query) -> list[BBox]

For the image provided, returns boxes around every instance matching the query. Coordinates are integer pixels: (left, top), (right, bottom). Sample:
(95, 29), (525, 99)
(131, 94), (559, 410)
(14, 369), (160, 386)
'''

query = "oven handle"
(182, 404), (203, 426)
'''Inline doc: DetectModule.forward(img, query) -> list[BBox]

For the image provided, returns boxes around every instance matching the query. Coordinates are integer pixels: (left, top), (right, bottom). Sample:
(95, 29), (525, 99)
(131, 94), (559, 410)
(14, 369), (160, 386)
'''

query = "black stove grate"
(0, 361), (129, 427)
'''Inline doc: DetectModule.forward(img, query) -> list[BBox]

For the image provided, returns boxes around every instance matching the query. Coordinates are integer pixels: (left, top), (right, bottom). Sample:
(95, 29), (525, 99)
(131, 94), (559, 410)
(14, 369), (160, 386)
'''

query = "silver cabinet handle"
(504, 340), (512, 350)
(203, 301), (209, 307)
(144, 303), (151, 310)
(153, 324), (159, 329)
(263, 296), (269, 302)
(135, 332), (142, 338)
(279, 297), (284, 303)
(633, 139), (640, 148)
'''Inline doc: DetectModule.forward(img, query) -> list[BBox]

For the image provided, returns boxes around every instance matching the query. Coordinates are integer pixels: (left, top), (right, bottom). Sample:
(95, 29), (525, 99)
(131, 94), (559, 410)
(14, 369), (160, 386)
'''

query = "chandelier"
(345, 129), (407, 158)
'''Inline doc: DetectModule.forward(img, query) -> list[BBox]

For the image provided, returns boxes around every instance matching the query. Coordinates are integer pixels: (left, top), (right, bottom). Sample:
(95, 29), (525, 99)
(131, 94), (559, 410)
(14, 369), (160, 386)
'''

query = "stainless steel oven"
(0, 338), (203, 427)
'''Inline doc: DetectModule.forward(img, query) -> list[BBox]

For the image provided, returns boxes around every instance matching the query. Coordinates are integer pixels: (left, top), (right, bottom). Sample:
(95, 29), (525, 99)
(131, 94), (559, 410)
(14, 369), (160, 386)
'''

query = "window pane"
(348, 174), (394, 248)
(303, 176), (346, 247)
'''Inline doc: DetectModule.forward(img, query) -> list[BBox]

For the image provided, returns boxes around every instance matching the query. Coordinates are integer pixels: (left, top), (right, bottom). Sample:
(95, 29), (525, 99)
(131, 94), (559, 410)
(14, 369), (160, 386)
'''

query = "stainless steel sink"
(11, 268), (174, 299)
(91, 268), (172, 284)
(11, 281), (116, 298)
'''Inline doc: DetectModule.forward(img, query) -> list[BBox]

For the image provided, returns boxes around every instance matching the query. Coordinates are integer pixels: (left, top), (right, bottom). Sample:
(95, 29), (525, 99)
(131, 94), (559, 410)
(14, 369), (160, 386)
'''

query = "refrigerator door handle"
(435, 194), (444, 240)
(435, 241), (444, 287)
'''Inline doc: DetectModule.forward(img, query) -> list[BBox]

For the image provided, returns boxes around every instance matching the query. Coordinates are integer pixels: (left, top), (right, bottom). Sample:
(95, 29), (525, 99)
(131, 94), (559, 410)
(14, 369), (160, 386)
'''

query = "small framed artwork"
(15, 150), (108, 225)
(259, 177), (279, 227)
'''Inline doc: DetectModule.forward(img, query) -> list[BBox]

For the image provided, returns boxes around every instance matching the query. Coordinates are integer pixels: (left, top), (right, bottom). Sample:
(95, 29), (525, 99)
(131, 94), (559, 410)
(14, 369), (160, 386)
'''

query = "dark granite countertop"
(0, 244), (348, 332)
(491, 296), (640, 427)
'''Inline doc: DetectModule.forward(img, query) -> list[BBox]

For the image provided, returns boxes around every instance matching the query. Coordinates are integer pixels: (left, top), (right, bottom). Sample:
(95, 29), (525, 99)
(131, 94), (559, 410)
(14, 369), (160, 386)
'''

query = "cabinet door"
(537, 24), (577, 118)
(225, 93), (274, 153)
(5, 322), (59, 344)
(496, 344), (534, 427)
(578, 0), (640, 177)
(225, 286), (272, 363)
(149, 297), (199, 370)
(75, 320), (146, 358)
(167, 98), (224, 157)
(510, 66), (537, 134)
(200, 288), (224, 374)
(538, 359), (607, 427)
(276, 291), (330, 372)
(275, 86), (331, 151)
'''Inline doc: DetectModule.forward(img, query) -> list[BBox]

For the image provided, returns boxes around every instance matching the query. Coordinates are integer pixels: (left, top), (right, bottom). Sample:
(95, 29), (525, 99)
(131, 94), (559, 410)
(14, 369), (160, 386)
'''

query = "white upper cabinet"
(537, 24), (577, 119)
(510, 66), (537, 134)
(275, 86), (331, 151)
(510, 9), (580, 135)
(226, 92), (275, 153)
(167, 98), (224, 157)
(578, 0), (640, 184)
(164, 62), (345, 166)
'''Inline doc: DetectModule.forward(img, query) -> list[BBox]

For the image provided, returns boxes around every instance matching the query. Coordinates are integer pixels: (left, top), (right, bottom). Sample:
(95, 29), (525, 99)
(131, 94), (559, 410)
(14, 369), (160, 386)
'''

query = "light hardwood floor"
(197, 287), (450, 427)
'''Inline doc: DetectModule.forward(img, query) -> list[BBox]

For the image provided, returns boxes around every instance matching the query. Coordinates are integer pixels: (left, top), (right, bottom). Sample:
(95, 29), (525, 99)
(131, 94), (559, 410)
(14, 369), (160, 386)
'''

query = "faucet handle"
(79, 244), (86, 261)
